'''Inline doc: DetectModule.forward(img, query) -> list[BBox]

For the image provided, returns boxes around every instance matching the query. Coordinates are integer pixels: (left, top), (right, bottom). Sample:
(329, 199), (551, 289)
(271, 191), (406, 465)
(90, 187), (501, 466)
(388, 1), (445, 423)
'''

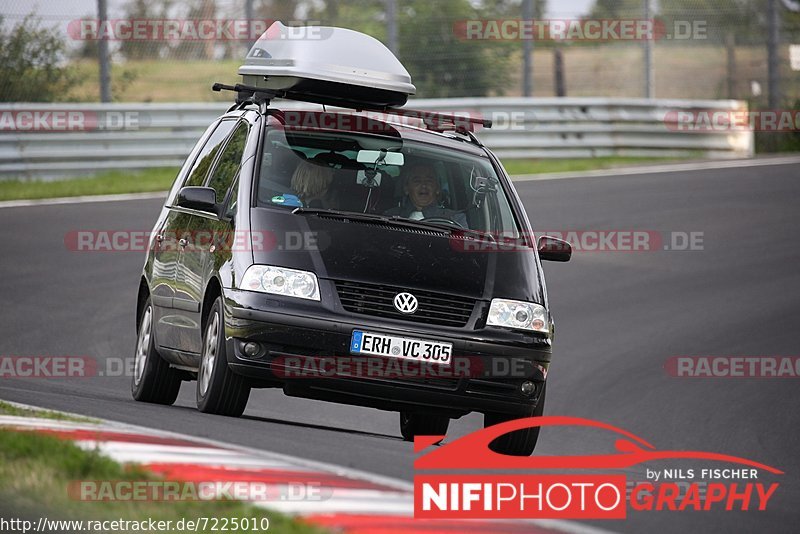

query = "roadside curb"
(0, 401), (614, 534)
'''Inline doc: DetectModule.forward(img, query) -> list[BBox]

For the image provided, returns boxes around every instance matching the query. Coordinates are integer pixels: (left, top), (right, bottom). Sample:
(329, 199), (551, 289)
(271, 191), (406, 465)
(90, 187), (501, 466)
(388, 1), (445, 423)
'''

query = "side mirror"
(538, 235), (572, 262)
(176, 186), (217, 213)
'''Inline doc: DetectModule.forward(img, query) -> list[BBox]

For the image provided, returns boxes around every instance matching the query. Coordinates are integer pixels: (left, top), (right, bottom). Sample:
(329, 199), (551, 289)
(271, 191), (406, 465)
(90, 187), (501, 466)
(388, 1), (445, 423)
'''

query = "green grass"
(0, 400), (98, 423)
(69, 59), (239, 103)
(0, 167), (177, 201)
(0, 428), (326, 534)
(501, 156), (681, 176)
(0, 157), (690, 201)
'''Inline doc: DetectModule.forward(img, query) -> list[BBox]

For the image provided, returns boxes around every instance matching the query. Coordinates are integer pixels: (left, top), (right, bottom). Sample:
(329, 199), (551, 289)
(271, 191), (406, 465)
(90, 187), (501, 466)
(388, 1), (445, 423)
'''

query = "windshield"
(255, 126), (520, 237)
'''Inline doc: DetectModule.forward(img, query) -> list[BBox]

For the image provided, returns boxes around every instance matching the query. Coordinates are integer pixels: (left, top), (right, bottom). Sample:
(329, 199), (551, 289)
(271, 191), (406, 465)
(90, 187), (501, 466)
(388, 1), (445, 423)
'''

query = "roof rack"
(212, 82), (492, 139)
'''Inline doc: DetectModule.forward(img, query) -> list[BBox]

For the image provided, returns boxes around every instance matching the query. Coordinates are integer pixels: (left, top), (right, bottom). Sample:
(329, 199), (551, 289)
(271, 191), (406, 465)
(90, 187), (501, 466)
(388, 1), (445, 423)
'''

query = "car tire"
(196, 296), (251, 416)
(131, 299), (182, 404)
(399, 411), (450, 442)
(484, 383), (546, 456)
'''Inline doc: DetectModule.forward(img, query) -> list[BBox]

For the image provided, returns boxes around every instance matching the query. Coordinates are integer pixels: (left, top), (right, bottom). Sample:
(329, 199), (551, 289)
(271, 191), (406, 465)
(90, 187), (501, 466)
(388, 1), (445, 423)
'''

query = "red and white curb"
(0, 405), (616, 534)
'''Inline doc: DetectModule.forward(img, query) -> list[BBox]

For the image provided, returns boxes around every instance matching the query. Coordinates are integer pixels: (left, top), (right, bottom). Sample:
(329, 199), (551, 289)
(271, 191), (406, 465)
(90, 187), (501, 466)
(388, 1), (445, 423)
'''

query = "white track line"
(511, 155), (800, 182)
(0, 190), (167, 209)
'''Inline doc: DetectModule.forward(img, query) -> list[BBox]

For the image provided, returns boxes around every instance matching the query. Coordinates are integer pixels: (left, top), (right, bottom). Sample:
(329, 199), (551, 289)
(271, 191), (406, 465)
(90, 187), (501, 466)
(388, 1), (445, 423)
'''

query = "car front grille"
(334, 280), (476, 327)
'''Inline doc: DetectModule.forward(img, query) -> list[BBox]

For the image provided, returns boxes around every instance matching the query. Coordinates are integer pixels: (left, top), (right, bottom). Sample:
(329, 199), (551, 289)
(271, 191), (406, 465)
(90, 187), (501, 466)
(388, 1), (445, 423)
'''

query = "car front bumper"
(223, 288), (551, 417)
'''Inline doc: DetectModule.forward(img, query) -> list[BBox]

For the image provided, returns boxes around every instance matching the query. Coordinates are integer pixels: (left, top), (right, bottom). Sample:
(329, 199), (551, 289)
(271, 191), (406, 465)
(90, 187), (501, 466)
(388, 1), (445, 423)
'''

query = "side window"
(206, 122), (249, 202)
(182, 120), (237, 188)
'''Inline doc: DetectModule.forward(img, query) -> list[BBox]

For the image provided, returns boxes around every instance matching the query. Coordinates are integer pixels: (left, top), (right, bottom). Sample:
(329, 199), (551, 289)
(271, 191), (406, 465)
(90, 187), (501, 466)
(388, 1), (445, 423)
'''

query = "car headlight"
(241, 265), (320, 301)
(487, 299), (548, 333)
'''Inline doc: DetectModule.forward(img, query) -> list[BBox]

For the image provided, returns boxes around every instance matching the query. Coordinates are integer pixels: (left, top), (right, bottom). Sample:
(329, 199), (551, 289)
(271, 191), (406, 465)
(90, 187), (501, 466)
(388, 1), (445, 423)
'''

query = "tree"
(587, 0), (644, 19)
(173, 0), (219, 60)
(118, 0), (171, 60)
(73, 12), (100, 60)
(658, 0), (764, 44)
(479, 0), (546, 18)
(397, 0), (515, 97)
(255, 0), (301, 22)
(307, 0), (387, 41)
(587, 0), (800, 45)
(0, 15), (78, 102)
(291, 0), (522, 97)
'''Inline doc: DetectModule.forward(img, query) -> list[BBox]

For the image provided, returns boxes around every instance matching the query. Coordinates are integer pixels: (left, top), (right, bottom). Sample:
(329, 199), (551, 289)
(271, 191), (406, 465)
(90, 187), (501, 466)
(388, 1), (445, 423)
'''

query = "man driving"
(384, 163), (468, 227)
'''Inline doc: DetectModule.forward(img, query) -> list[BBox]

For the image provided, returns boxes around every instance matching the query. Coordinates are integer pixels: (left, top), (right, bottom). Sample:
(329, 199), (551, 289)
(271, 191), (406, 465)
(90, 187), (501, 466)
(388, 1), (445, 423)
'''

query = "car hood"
(248, 207), (544, 303)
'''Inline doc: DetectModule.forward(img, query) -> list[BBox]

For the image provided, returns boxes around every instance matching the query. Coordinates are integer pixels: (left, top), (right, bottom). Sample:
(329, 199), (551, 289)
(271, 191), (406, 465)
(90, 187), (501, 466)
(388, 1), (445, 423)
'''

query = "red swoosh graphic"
(414, 416), (783, 474)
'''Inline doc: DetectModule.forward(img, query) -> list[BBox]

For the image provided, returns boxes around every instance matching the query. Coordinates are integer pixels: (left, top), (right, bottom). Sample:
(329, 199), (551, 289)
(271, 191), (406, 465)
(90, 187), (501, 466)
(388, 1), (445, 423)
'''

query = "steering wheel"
(423, 216), (465, 229)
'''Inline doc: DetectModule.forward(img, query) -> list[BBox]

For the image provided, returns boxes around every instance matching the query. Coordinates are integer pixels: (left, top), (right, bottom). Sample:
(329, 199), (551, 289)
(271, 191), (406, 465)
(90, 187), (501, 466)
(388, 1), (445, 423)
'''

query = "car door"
(155, 119), (238, 353)
(174, 120), (251, 355)
(150, 216), (180, 312)
(150, 119), (219, 348)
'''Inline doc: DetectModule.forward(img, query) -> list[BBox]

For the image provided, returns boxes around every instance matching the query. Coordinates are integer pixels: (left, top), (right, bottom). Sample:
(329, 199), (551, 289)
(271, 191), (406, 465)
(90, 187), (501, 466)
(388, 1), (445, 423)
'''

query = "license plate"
(350, 330), (452, 364)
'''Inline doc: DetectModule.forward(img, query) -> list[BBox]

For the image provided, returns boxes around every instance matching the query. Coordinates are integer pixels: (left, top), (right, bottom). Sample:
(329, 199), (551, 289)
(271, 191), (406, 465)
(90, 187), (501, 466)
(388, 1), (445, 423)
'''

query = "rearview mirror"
(538, 235), (572, 262)
(356, 149), (404, 167)
(176, 186), (217, 213)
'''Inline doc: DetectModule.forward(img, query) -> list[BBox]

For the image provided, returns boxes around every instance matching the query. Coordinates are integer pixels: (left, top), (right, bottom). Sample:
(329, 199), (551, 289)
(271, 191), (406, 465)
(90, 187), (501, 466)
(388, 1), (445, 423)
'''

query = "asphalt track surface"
(1, 161), (798, 533)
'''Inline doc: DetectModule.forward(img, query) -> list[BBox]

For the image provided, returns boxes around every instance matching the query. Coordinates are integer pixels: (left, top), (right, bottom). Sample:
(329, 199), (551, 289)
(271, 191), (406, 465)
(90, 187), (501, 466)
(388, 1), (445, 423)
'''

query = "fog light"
(243, 342), (261, 358)
(520, 381), (536, 396)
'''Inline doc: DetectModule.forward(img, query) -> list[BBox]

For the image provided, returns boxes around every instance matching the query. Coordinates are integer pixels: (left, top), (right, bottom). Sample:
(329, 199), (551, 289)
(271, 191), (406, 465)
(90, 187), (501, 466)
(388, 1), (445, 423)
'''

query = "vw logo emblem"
(393, 292), (418, 314)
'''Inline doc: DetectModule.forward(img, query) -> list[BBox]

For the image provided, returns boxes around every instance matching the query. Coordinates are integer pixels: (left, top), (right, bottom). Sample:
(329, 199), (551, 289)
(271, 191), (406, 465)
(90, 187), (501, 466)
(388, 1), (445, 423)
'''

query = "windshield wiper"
(292, 208), (451, 233)
(410, 219), (498, 243)
(293, 207), (499, 243)
(292, 207), (402, 224)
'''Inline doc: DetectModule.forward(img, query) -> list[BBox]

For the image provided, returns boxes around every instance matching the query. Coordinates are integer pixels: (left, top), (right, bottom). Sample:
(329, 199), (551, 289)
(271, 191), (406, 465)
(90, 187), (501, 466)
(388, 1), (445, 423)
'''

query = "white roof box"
(238, 22), (416, 108)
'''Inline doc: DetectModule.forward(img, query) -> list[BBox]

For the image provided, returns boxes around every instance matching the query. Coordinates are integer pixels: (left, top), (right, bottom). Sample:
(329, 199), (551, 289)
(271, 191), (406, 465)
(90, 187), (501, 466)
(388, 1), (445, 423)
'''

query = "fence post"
(643, 0), (655, 99)
(522, 0), (533, 97)
(554, 48), (566, 97)
(726, 33), (736, 99)
(97, 0), (112, 103)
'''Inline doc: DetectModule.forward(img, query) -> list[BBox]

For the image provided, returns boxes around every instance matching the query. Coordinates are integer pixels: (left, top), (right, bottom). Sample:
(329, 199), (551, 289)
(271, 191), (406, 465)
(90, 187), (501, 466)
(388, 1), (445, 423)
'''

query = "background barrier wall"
(0, 98), (753, 180)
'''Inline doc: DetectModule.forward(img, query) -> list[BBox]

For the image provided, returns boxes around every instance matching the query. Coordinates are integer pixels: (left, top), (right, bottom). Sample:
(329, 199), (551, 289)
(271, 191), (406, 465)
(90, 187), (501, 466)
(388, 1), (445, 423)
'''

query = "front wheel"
(399, 411), (450, 442)
(131, 299), (181, 404)
(196, 296), (251, 416)
(484, 383), (546, 456)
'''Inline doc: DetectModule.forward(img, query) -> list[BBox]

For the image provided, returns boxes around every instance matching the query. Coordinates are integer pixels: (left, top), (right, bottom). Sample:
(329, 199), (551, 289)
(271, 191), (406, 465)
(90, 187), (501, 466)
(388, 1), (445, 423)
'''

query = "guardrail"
(0, 98), (753, 180)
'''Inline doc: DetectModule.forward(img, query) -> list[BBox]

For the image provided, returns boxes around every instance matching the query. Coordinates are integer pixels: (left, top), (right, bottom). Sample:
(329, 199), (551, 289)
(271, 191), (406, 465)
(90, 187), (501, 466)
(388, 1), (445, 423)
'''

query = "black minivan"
(131, 24), (570, 456)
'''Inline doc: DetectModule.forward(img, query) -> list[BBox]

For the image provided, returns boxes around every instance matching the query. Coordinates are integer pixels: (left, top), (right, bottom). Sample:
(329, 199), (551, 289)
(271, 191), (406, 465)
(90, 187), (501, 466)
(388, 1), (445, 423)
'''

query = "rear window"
(255, 128), (520, 237)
